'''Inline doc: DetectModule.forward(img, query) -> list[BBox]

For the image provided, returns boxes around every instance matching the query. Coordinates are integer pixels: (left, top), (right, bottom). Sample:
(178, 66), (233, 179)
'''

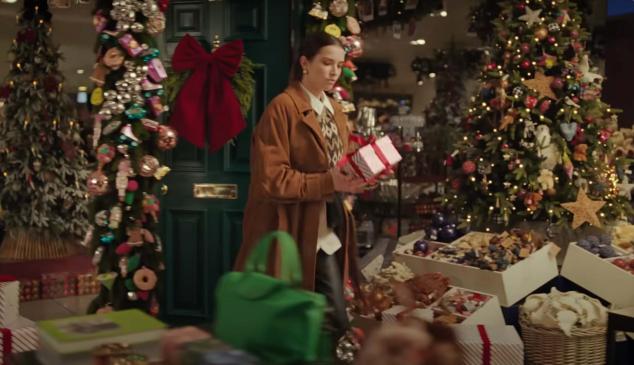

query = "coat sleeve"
(251, 94), (335, 203)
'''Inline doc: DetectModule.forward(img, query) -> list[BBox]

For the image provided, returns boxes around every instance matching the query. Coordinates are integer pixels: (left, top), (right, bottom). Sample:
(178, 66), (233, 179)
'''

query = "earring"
(302, 69), (308, 75)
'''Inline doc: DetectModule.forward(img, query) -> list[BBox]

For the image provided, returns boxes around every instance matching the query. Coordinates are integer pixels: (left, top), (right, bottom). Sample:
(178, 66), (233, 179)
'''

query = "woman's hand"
(330, 168), (368, 194)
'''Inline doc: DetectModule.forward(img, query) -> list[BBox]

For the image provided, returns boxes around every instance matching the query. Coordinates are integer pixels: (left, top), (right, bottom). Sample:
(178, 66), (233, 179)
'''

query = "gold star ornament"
(519, 7), (543, 27)
(561, 189), (606, 229)
(523, 72), (557, 100)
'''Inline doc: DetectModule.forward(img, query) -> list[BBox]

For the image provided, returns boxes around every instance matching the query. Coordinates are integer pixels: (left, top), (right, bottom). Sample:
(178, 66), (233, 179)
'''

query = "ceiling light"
(440, 10), (448, 17)
(76, 69), (85, 75)
(429, 72), (436, 78)
(410, 39), (426, 46)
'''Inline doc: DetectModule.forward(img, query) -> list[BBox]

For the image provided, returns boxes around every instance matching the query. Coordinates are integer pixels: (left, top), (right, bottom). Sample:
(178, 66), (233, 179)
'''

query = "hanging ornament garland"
(305, 1), (367, 113)
(86, 0), (175, 315)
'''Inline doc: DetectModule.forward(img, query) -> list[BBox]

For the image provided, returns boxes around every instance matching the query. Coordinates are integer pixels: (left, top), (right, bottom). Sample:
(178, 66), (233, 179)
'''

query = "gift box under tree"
(0, 276), (19, 327)
(18, 279), (40, 302)
(453, 325), (523, 365)
(0, 316), (39, 364)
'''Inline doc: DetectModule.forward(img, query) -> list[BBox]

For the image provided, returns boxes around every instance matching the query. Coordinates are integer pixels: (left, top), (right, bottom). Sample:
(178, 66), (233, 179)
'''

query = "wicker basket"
(520, 317), (607, 365)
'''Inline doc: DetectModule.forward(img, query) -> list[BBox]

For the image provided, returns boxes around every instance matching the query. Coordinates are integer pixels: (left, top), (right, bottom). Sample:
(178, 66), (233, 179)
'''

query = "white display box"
(561, 242), (634, 308)
(434, 286), (506, 326)
(0, 278), (19, 327)
(381, 286), (505, 326)
(394, 232), (560, 307)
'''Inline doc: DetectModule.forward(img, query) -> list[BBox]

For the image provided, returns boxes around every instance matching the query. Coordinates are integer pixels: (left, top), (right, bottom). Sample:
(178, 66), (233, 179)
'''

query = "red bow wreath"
(170, 34), (245, 151)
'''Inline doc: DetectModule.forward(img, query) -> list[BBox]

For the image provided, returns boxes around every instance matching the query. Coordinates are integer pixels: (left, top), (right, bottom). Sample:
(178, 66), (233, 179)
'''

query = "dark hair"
(290, 32), (344, 81)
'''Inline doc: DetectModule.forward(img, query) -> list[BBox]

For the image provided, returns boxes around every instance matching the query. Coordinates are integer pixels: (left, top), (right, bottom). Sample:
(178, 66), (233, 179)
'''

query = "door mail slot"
(193, 183), (238, 199)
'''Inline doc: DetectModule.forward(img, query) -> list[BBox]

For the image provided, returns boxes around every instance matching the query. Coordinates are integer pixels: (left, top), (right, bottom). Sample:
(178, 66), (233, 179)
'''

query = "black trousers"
(315, 249), (350, 339)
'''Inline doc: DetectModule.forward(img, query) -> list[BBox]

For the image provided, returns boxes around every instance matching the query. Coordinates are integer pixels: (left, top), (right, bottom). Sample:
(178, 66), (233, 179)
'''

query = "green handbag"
(214, 231), (332, 364)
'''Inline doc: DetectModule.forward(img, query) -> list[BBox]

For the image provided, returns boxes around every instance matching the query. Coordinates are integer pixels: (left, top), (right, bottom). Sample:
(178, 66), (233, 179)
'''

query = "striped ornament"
(454, 325), (523, 365)
(0, 278), (19, 327)
(0, 316), (39, 364)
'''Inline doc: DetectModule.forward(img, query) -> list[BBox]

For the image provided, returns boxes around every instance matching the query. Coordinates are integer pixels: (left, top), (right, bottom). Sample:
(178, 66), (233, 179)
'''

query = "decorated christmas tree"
(445, 0), (632, 229)
(0, 0), (89, 260)
(86, 0), (176, 314)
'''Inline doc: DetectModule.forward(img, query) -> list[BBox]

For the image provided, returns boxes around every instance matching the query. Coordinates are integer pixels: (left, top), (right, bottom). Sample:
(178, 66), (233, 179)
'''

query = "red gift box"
(77, 273), (100, 295)
(40, 272), (77, 299)
(18, 279), (40, 302)
(0, 317), (38, 364)
(338, 135), (402, 181)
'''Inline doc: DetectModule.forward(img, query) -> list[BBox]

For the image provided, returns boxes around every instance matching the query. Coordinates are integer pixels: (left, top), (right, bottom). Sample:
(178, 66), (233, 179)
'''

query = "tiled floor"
(19, 295), (94, 321)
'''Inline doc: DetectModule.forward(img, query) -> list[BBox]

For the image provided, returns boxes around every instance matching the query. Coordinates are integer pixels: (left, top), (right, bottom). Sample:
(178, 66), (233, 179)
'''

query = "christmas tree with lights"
(0, 0), (89, 260)
(445, 0), (632, 230)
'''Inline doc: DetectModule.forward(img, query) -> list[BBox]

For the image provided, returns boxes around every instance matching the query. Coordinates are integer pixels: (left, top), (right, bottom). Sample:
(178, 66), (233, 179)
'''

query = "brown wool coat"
(234, 82), (359, 291)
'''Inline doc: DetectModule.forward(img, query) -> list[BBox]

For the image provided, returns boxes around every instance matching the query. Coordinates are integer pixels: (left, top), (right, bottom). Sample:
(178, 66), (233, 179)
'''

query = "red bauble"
(157, 125), (178, 151)
(570, 30), (579, 39)
(462, 160), (476, 174)
(524, 96), (538, 109)
(520, 43), (531, 54)
(573, 42), (583, 51)
(157, 0), (169, 12)
(520, 60), (531, 69)
(487, 63), (497, 71)
(547, 36), (557, 44)
(0, 85), (10, 99)
(445, 155), (454, 167)
(18, 28), (36, 44)
(516, 3), (526, 11)
(540, 99), (552, 114)
(551, 77), (564, 89)
(489, 98), (502, 109)
(599, 129), (612, 142)
(450, 178), (461, 190)
(43, 76), (58, 93)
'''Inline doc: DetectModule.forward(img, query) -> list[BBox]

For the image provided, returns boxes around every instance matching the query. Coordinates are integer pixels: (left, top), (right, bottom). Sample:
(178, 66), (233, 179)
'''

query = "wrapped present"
(338, 135), (402, 181)
(161, 326), (212, 365)
(18, 279), (40, 302)
(118, 34), (143, 57)
(0, 316), (39, 364)
(453, 325), (523, 365)
(147, 58), (167, 83)
(77, 273), (100, 296)
(41, 272), (77, 299)
(0, 276), (19, 327)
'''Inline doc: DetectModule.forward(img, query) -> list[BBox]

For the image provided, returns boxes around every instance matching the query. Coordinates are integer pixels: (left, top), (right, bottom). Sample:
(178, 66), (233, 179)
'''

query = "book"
(36, 309), (166, 365)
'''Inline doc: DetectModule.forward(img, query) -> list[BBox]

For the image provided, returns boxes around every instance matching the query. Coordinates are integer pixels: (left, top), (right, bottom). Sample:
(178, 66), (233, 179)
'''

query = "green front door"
(161, 0), (296, 324)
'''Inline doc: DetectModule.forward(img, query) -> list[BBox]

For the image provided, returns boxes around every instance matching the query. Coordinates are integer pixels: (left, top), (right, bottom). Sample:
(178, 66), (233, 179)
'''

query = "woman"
(234, 32), (367, 339)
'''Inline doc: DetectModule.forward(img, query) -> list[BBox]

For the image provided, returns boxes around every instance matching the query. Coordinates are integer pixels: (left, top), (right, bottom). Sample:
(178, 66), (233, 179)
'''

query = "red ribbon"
(1, 328), (12, 363)
(477, 324), (491, 365)
(170, 34), (246, 151)
(0, 275), (17, 282)
(340, 134), (393, 180)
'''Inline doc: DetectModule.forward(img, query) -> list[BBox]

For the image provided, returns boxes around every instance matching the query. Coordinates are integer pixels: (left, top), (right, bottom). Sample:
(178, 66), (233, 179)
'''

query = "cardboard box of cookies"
(394, 231), (559, 306)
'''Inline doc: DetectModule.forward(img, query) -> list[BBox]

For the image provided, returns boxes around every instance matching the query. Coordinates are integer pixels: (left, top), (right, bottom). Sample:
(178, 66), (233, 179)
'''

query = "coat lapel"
(284, 84), (327, 153)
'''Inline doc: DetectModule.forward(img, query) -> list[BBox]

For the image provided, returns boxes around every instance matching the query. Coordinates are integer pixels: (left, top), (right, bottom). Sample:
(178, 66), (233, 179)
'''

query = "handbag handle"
(244, 231), (303, 286)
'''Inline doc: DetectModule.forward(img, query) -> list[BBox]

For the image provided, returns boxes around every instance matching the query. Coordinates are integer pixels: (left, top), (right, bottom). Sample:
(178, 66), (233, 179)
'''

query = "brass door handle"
(193, 183), (238, 199)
